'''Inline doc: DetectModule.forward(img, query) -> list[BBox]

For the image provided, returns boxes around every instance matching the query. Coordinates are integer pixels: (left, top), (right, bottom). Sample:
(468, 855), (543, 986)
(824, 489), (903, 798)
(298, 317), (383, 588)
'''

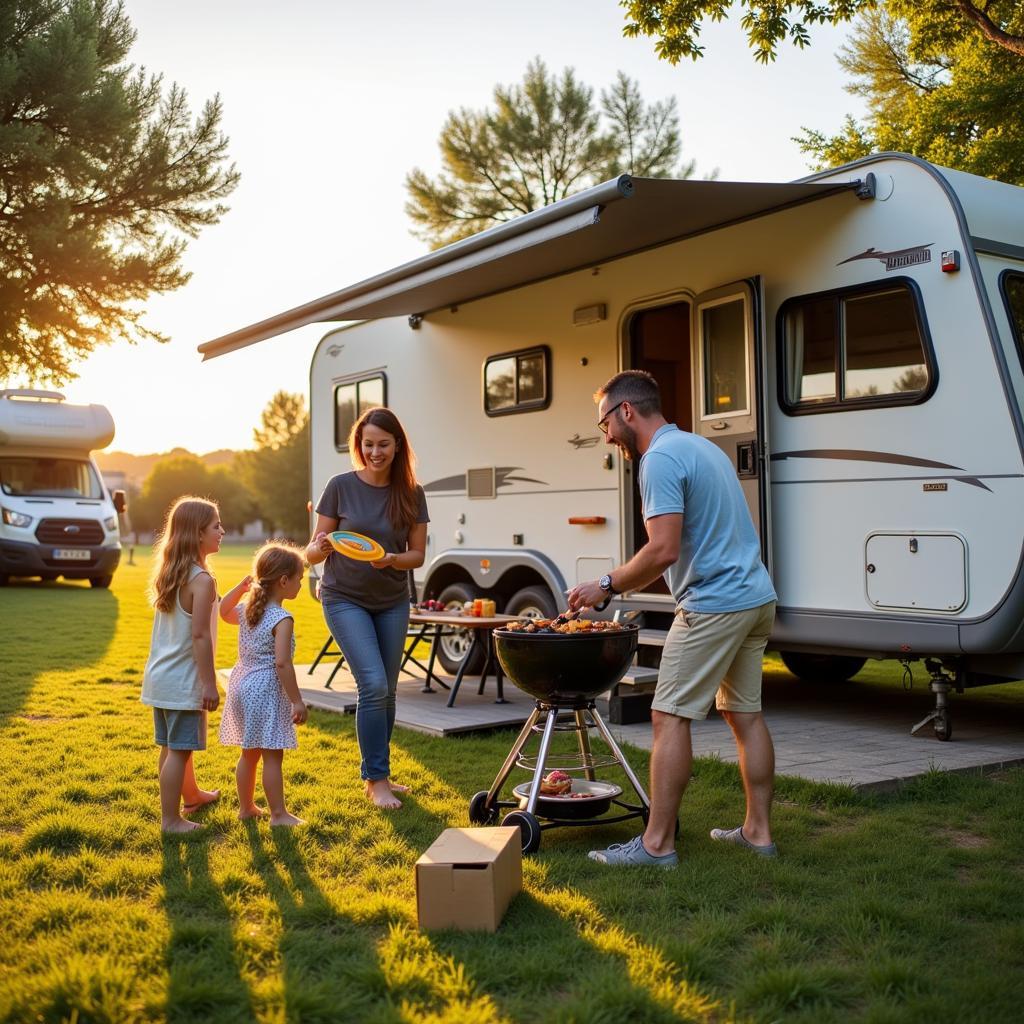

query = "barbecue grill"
(467, 624), (652, 853)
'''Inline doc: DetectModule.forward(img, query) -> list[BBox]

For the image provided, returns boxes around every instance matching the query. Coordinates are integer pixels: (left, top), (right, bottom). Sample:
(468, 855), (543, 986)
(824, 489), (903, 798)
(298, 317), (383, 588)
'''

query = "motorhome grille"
(467, 467), (496, 499)
(35, 518), (104, 545)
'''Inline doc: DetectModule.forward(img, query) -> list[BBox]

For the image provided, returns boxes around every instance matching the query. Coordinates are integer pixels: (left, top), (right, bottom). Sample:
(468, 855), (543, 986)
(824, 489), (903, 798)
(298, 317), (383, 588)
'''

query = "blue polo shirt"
(639, 424), (776, 613)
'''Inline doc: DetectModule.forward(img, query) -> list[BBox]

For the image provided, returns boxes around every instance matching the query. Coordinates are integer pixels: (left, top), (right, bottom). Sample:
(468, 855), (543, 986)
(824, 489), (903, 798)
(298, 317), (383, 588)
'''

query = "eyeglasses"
(597, 400), (625, 434)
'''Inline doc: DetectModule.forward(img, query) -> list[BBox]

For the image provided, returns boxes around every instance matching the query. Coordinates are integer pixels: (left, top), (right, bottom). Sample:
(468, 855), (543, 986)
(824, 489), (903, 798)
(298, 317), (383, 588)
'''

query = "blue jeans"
(322, 596), (409, 781)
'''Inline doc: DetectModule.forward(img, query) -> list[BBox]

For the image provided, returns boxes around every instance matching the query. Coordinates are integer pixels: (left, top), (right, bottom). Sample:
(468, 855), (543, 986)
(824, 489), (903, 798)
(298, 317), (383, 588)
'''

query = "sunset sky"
(12, 0), (864, 454)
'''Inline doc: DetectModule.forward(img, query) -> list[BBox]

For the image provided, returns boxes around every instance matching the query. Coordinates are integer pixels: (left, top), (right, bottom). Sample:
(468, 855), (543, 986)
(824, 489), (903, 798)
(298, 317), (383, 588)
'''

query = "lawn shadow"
(243, 823), (393, 1021)
(0, 581), (118, 716)
(161, 833), (256, 1024)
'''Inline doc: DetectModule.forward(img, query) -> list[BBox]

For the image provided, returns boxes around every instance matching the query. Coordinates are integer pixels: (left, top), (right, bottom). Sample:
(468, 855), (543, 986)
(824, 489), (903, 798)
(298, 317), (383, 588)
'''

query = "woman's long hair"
(148, 497), (218, 612)
(245, 542), (305, 628)
(348, 407), (420, 531)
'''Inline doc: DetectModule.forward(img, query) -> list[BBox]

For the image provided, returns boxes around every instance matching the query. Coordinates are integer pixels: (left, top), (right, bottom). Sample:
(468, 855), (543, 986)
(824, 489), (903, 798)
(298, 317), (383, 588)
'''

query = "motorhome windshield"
(0, 457), (103, 499)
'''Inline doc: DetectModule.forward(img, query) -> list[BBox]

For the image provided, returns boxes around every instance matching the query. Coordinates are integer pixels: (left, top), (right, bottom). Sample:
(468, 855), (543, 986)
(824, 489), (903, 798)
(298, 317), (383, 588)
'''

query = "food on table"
(539, 770), (573, 796)
(504, 617), (627, 634)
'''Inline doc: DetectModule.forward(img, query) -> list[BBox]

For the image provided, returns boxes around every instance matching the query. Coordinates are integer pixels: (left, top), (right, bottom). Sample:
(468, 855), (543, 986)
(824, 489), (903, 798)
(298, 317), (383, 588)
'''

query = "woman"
(307, 408), (428, 809)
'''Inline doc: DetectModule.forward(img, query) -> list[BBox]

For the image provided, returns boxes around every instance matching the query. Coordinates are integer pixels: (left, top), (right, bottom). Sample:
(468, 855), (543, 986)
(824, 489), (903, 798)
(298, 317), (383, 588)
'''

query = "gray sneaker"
(588, 834), (678, 868)
(709, 826), (778, 858)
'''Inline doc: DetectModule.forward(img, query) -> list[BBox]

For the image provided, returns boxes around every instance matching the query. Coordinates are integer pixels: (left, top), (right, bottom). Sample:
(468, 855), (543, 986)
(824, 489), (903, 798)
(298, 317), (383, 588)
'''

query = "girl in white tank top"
(142, 497), (225, 833)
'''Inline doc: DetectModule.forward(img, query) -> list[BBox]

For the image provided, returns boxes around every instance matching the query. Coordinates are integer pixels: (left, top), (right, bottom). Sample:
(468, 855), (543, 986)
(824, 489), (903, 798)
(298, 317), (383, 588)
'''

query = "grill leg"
(524, 706), (560, 816)
(589, 706), (650, 809)
(575, 709), (596, 781)
(486, 705), (542, 804)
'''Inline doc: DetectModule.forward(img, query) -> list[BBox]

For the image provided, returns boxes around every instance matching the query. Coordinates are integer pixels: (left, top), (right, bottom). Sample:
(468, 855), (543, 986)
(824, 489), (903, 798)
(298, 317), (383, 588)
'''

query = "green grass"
(1, 543), (1023, 1022)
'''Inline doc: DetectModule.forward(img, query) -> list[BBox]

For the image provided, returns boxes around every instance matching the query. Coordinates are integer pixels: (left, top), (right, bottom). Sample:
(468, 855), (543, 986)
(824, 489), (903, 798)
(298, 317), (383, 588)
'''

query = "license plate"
(53, 548), (91, 560)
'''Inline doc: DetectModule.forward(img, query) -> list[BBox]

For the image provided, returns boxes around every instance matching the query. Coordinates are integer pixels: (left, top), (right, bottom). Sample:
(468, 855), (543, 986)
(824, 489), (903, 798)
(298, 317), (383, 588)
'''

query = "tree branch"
(954, 0), (1024, 55)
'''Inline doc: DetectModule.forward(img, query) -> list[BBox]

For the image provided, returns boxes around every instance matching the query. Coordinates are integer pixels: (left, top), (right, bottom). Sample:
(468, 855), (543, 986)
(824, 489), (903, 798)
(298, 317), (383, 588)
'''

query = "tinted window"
(484, 347), (550, 415)
(781, 282), (931, 412)
(844, 289), (927, 398)
(702, 299), (747, 414)
(0, 457), (102, 498)
(334, 375), (386, 449)
(1004, 272), (1024, 373)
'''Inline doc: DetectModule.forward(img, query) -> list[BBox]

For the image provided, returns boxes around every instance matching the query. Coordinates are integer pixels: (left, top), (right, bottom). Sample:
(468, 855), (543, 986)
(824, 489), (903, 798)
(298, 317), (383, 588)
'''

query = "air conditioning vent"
(466, 467), (496, 499)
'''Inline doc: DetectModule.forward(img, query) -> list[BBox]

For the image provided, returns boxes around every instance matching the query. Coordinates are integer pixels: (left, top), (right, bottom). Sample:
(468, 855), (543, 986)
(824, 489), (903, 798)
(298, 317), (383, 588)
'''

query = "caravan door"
(692, 281), (769, 560)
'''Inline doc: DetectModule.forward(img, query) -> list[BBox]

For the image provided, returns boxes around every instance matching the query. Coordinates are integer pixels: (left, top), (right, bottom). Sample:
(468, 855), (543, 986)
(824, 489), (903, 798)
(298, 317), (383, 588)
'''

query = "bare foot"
(182, 788), (221, 815)
(270, 812), (305, 827)
(388, 780), (411, 793)
(365, 779), (402, 809)
(238, 805), (267, 820)
(163, 817), (203, 833)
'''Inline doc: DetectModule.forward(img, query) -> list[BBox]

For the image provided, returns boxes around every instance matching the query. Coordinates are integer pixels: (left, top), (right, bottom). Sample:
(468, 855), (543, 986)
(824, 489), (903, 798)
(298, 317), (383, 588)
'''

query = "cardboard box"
(415, 827), (522, 932)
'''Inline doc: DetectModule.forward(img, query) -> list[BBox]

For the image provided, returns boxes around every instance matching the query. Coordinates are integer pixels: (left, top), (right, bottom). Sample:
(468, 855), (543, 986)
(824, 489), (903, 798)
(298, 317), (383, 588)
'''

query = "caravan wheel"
(504, 585), (558, 621)
(780, 652), (866, 683)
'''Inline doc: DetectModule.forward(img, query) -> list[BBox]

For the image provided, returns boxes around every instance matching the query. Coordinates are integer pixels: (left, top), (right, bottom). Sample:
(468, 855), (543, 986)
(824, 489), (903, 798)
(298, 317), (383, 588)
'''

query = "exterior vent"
(466, 467), (496, 499)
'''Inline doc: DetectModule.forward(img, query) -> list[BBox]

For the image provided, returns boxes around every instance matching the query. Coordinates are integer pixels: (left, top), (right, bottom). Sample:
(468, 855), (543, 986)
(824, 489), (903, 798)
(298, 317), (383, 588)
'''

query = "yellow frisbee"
(329, 530), (386, 562)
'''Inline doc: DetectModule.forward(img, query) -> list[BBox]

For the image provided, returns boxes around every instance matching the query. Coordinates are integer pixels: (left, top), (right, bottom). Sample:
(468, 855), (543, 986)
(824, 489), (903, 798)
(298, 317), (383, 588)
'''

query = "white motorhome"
(201, 153), (1024, 739)
(0, 390), (125, 587)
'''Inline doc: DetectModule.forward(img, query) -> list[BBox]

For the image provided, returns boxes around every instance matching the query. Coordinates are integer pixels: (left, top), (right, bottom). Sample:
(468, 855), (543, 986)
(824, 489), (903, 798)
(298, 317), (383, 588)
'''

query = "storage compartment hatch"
(865, 533), (967, 612)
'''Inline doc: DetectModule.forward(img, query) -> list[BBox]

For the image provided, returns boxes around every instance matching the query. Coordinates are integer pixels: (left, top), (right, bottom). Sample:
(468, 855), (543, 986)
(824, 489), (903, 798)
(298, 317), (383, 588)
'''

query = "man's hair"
(594, 370), (661, 416)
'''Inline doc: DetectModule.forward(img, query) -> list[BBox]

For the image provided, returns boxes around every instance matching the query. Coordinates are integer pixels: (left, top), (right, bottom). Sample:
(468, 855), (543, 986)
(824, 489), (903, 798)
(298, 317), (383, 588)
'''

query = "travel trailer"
(201, 153), (1024, 740)
(0, 390), (125, 587)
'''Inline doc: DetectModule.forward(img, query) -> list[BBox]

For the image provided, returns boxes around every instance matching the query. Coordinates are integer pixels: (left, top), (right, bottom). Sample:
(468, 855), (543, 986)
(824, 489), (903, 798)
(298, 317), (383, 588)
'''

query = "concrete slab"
(607, 672), (1024, 792)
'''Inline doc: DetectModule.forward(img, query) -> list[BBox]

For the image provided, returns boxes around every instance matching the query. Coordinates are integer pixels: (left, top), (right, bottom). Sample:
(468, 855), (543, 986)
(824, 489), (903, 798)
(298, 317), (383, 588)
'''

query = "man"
(567, 370), (778, 867)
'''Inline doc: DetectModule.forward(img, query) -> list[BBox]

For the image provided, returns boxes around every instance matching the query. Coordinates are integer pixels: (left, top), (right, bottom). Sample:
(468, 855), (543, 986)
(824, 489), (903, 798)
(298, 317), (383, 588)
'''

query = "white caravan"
(201, 153), (1024, 739)
(0, 390), (125, 587)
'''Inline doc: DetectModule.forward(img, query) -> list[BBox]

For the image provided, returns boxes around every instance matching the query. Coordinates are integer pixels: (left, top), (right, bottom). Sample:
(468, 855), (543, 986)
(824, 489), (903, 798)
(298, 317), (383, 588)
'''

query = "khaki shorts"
(652, 601), (776, 720)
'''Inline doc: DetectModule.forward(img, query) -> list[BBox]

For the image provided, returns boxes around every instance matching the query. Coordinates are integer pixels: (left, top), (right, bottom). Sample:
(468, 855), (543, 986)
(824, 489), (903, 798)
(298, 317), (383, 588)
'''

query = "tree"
(620, 1), (1024, 64)
(0, 0), (239, 386)
(134, 453), (256, 535)
(795, 6), (1024, 183)
(234, 391), (310, 543)
(405, 59), (695, 248)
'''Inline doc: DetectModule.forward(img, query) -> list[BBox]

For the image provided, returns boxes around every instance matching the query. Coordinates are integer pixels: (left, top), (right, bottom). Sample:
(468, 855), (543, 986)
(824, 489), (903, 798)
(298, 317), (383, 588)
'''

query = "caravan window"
(1001, 271), (1024, 373)
(484, 346), (550, 415)
(780, 280), (933, 413)
(334, 374), (386, 450)
(701, 298), (749, 415)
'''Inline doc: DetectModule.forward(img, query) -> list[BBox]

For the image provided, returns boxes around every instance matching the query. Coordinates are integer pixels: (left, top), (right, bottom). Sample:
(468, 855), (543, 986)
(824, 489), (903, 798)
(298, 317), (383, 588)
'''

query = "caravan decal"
(423, 466), (548, 494)
(770, 449), (1019, 492)
(568, 433), (601, 449)
(838, 244), (932, 271)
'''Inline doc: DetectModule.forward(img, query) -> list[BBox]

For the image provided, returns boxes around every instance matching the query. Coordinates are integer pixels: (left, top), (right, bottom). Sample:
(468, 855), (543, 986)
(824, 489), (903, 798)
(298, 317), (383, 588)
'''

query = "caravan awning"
(199, 174), (864, 360)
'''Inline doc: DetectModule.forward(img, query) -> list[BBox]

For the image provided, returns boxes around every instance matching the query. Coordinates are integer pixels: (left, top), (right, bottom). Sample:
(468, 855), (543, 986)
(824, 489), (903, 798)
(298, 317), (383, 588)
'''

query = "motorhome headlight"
(104, 515), (118, 532)
(1, 507), (32, 528)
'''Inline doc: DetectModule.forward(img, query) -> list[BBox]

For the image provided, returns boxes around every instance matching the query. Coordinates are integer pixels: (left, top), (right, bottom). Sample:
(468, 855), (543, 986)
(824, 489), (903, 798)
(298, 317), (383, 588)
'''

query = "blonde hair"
(245, 541), (305, 628)
(148, 497), (219, 612)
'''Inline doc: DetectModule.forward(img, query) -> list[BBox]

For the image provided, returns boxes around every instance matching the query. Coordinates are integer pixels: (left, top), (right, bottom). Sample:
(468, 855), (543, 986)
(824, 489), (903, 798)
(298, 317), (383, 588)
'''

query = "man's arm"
(567, 513), (681, 611)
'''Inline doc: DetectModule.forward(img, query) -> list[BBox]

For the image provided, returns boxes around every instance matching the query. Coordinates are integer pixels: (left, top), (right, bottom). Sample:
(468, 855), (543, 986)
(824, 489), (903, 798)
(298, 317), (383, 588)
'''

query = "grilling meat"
(540, 770), (573, 796)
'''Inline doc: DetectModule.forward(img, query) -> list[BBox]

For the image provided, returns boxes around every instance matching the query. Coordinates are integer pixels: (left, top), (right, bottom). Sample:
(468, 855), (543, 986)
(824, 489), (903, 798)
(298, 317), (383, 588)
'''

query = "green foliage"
(234, 391), (310, 543)
(621, 0), (868, 64)
(620, 1), (1024, 64)
(797, 4), (1024, 183)
(405, 59), (694, 249)
(134, 453), (256, 534)
(0, 0), (239, 386)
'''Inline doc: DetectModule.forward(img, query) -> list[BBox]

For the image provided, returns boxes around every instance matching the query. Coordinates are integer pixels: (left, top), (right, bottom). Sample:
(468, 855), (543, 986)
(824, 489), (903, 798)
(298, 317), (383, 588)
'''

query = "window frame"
(333, 372), (387, 451)
(998, 269), (1024, 377)
(696, 290), (752, 423)
(776, 276), (937, 416)
(482, 345), (552, 417)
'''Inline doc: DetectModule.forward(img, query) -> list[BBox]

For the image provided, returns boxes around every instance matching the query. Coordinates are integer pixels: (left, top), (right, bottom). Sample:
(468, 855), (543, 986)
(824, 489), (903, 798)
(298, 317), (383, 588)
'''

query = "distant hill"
(94, 447), (241, 487)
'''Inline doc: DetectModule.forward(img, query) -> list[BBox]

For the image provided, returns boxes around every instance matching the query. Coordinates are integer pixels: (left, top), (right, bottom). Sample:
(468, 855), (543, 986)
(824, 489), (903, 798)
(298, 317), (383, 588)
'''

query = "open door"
(692, 281), (769, 560)
(626, 299), (693, 595)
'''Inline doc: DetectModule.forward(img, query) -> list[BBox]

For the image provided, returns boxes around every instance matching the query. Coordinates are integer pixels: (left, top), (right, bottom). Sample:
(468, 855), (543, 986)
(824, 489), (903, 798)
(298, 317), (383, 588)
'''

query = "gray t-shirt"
(315, 471), (429, 610)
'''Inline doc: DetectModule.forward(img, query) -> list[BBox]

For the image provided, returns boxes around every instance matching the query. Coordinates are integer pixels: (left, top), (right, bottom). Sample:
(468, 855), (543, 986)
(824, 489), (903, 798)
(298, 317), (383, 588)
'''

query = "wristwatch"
(599, 573), (617, 595)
